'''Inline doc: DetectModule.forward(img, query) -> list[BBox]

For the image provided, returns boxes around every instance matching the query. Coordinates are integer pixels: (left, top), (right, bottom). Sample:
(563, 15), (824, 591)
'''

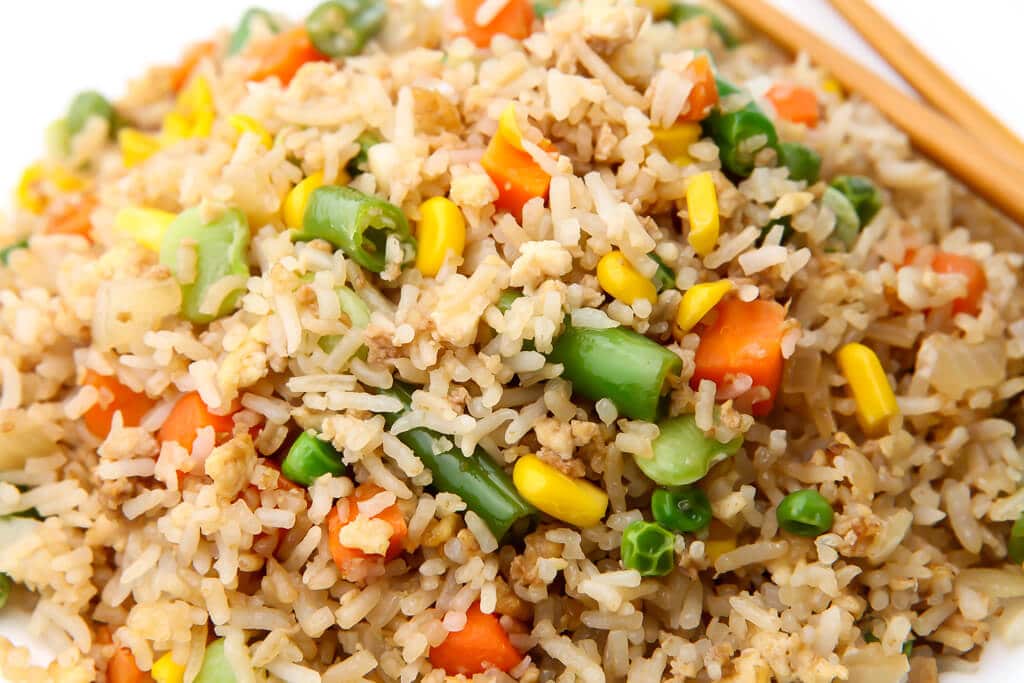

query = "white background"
(0, 1), (1021, 680)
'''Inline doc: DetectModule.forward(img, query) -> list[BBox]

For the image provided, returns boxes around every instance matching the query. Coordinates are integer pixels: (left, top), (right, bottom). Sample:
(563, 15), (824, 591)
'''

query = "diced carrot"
(107, 646), (153, 683)
(246, 26), (328, 86)
(82, 370), (157, 439)
(930, 252), (986, 316)
(326, 483), (408, 581)
(455, 0), (535, 47)
(765, 82), (820, 127)
(679, 54), (718, 122)
(158, 392), (237, 453)
(691, 299), (787, 417)
(170, 40), (218, 93)
(46, 194), (97, 240)
(481, 131), (551, 220)
(429, 602), (522, 675)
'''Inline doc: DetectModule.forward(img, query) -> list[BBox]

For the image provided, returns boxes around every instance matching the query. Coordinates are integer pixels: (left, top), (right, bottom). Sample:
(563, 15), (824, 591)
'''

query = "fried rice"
(1, 1), (1024, 681)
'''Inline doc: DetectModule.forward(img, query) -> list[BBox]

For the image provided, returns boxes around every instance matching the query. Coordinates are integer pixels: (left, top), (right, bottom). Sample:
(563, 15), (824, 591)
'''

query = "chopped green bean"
(702, 79), (779, 178)
(633, 414), (743, 486)
(777, 141), (821, 184)
(0, 573), (11, 609)
(380, 383), (536, 541)
(649, 253), (676, 292)
(532, 0), (559, 17)
(822, 186), (861, 250)
(0, 240), (28, 266)
(547, 324), (682, 423)
(620, 521), (676, 576)
(497, 289), (524, 313)
(159, 208), (251, 324)
(756, 217), (793, 247)
(651, 487), (712, 533)
(306, 0), (387, 58)
(300, 185), (415, 273)
(901, 638), (915, 657)
(829, 175), (882, 226)
(346, 131), (381, 176)
(667, 4), (737, 47)
(195, 639), (239, 683)
(66, 91), (115, 141)
(228, 8), (280, 55)
(776, 489), (834, 537)
(281, 432), (345, 486)
(1008, 512), (1024, 564)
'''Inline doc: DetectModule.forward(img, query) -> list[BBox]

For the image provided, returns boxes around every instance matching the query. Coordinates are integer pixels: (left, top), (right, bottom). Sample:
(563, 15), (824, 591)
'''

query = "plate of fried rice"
(2, 0), (1024, 681)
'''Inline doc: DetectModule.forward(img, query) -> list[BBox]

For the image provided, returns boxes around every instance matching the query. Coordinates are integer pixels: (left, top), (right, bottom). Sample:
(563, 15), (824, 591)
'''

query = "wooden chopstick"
(718, 0), (1024, 227)
(827, 0), (1024, 169)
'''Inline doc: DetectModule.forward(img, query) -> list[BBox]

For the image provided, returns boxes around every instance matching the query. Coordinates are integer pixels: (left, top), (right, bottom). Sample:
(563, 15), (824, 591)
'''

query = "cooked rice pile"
(2, 1), (1024, 681)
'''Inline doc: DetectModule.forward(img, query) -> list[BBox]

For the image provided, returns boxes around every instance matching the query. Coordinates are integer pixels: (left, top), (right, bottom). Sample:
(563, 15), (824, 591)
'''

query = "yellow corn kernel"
(162, 76), (215, 144)
(685, 171), (720, 256)
(635, 0), (672, 19)
(498, 104), (525, 150)
(114, 208), (177, 251)
(821, 76), (844, 100)
(151, 652), (186, 683)
(836, 342), (900, 437)
(651, 123), (702, 167)
(229, 114), (273, 149)
(597, 251), (658, 306)
(16, 163), (49, 214)
(755, 666), (770, 683)
(513, 455), (608, 528)
(160, 111), (191, 145)
(48, 165), (85, 193)
(674, 280), (733, 336)
(118, 128), (161, 168)
(704, 536), (737, 565)
(416, 196), (466, 277)
(282, 172), (326, 230)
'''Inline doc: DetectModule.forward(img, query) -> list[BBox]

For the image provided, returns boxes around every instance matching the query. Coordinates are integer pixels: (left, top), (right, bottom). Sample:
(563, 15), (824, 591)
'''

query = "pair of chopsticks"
(718, 0), (1024, 226)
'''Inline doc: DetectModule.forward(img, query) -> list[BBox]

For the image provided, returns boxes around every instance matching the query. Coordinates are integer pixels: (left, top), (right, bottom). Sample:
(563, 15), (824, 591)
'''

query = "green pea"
(0, 573), (11, 609)
(776, 489), (834, 537)
(195, 639), (239, 683)
(281, 432), (345, 486)
(756, 217), (793, 248)
(829, 175), (882, 226)
(1008, 512), (1024, 564)
(651, 488), (711, 533)
(667, 4), (738, 48)
(228, 8), (280, 55)
(822, 186), (861, 250)
(66, 91), (115, 141)
(777, 142), (821, 185)
(633, 414), (743, 487)
(620, 520), (676, 577)
(346, 131), (382, 176)
(0, 240), (28, 266)
(306, 0), (387, 58)
(159, 208), (251, 324)
(649, 253), (676, 292)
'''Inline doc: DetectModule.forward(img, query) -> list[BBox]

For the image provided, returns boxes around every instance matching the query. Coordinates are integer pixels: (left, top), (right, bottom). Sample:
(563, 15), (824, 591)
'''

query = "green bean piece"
(547, 324), (682, 423)
(649, 253), (676, 292)
(651, 487), (712, 533)
(829, 175), (882, 226)
(281, 432), (346, 486)
(901, 639), (915, 657)
(822, 186), (861, 250)
(306, 0), (387, 58)
(497, 289), (525, 313)
(46, 118), (71, 158)
(777, 142), (821, 185)
(756, 217), (793, 248)
(633, 414), (743, 486)
(862, 630), (880, 644)
(532, 0), (559, 17)
(345, 131), (381, 176)
(1008, 513), (1024, 564)
(300, 185), (415, 273)
(620, 521), (676, 577)
(195, 639), (239, 683)
(319, 285), (371, 354)
(66, 91), (115, 141)
(0, 573), (11, 609)
(776, 489), (834, 537)
(667, 4), (737, 47)
(159, 208), (251, 324)
(380, 383), (537, 541)
(228, 8), (280, 55)
(0, 240), (28, 266)
(702, 80), (779, 178)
